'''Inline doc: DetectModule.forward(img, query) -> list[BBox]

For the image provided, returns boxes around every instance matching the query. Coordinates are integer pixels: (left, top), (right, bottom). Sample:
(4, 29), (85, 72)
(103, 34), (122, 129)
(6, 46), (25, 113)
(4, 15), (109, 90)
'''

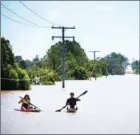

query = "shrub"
(72, 66), (88, 80)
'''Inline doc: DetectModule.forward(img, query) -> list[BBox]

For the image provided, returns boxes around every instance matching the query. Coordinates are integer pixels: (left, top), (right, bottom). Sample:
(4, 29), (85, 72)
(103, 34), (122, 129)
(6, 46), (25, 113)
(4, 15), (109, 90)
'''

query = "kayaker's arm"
(18, 99), (23, 104)
(77, 98), (81, 101)
(18, 99), (31, 104)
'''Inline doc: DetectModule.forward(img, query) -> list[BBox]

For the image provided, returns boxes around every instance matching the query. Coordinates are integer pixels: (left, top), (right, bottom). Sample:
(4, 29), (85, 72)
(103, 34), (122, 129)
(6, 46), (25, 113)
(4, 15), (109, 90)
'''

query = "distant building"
(125, 65), (134, 74)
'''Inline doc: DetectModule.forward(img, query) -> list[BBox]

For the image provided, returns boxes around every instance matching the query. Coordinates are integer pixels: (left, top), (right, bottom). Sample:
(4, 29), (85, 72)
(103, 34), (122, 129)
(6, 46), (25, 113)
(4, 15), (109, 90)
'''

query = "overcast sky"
(1, 1), (139, 62)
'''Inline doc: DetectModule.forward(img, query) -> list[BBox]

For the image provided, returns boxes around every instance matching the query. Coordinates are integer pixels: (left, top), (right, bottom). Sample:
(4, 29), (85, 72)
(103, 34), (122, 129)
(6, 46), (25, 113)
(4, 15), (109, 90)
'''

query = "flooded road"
(1, 75), (139, 134)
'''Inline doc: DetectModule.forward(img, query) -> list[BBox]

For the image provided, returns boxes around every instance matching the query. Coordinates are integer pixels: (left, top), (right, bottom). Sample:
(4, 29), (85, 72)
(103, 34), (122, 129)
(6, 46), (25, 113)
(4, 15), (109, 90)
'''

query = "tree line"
(131, 60), (140, 74)
(1, 37), (139, 90)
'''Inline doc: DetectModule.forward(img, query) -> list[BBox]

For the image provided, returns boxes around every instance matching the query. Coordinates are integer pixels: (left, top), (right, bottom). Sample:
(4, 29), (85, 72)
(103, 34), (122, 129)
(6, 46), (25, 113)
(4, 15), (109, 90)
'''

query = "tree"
(33, 55), (39, 63)
(44, 40), (88, 74)
(132, 60), (140, 74)
(24, 60), (32, 69)
(72, 66), (88, 80)
(1, 37), (15, 66)
(1, 37), (31, 90)
(27, 67), (60, 85)
(104, 52), (129, 75)
(15, 56), (22, 62)
(132, 60), (139, 70)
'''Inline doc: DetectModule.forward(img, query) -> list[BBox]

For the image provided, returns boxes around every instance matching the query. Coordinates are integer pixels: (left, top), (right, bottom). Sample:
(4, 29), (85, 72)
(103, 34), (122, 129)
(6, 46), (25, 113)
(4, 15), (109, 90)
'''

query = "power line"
(1, 3), (50, 28)
(0, 64), (63, 82)
(18, 0), (62, 27)
(1, 14), (38, 28)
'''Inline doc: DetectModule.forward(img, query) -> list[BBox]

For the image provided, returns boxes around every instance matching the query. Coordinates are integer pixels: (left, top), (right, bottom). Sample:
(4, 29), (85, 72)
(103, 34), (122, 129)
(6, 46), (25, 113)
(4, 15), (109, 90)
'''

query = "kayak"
(66, 108), (77, 113)
(14, 109), (41, 112)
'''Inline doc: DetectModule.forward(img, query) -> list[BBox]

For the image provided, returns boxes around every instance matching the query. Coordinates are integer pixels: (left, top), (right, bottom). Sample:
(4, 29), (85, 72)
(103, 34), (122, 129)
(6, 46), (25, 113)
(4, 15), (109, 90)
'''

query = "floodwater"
(1, 74), (139, 134)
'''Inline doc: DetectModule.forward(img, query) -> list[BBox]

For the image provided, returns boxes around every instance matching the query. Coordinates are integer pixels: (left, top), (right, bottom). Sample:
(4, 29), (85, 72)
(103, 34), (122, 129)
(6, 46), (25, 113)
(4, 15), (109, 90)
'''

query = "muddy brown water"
(1, 75), (139, 134)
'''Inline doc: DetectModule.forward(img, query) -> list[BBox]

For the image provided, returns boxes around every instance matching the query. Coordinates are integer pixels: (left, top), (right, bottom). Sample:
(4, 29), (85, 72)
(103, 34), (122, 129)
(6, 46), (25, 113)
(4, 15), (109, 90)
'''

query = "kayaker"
(66, 92), (81, 110)
(18, 94), (32, 110)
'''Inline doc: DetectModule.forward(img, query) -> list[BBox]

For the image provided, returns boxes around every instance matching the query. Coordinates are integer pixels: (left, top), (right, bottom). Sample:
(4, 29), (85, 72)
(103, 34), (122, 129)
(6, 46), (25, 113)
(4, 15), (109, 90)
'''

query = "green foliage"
(1, 37), (15, 66)
(2, 36), (136, 89)
(72, 66), (88, 80)
(1, 37), (31, 90)
(1, 63), (30, 90)
(52, 72), (61, 81)
(33, 55), (39, 63)
(9, 67), (19, 89)
(132, 60), (140, 74)
(24, 60), (32, 69)
(41, 40), (89, 80)
(135, 69), (140, 74)
(44, 40), (88, 71)
(27, 67), (60, 85)
(103, 52), (129, 75)
(96, 72), (102, 78)
(66, 70), (74, 80)
(16, 66), (30, 90)
(15, 56), (22, 62)
(42, 80), (54, 85)
(15, 56), (32, 69)
(19, 60), (26, 69)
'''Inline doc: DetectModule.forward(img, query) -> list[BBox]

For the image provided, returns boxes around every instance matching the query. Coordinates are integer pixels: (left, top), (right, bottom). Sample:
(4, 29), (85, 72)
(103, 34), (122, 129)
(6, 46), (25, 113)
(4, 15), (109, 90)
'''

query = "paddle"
(19, 96), (40, 110)
(11, 91), (41, 110)
(55, 90), (88, 112)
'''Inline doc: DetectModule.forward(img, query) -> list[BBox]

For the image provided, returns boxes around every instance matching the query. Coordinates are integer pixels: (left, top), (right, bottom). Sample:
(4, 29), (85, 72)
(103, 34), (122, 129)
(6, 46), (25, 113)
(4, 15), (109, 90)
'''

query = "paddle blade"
(83, 90), (88, 95)
(55, 109), (61, 112)
(78, 90), (88, 98)
(55, 105), (66, 112)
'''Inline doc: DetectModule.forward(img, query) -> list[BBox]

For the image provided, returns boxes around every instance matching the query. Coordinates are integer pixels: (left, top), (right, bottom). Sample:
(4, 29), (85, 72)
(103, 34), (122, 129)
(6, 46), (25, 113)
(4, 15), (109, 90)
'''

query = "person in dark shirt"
(66, 92), (81, 110)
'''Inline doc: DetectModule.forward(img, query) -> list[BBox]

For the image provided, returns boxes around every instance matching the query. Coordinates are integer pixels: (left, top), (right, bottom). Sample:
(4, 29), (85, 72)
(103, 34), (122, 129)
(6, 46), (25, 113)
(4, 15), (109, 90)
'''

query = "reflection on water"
(1, 75), (139, 134)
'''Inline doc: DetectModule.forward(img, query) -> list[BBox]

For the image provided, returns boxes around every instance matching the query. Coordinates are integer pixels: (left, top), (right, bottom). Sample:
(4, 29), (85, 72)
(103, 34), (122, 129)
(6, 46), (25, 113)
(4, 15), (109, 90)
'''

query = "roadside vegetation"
(1, 37), (139, 90)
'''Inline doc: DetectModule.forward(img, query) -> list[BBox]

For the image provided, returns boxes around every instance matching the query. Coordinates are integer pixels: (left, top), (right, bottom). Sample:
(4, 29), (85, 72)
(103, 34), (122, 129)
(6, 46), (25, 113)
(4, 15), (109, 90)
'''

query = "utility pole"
(105, 57), (108, 78)
(88, 50), (100, 80)
(52, 26), (75, 88)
